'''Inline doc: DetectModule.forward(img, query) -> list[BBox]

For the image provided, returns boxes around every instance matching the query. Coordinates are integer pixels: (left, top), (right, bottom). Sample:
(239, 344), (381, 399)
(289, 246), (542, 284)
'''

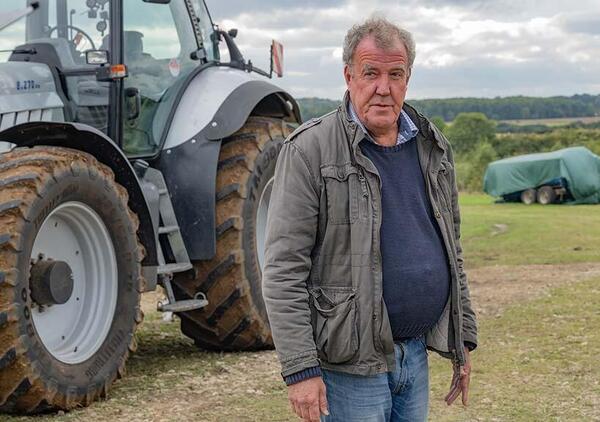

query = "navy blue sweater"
(361, 138), (450, 340)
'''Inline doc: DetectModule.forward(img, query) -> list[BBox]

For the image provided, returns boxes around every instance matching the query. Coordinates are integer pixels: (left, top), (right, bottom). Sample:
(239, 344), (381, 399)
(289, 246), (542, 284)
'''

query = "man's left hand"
(444, 346), (471, 406)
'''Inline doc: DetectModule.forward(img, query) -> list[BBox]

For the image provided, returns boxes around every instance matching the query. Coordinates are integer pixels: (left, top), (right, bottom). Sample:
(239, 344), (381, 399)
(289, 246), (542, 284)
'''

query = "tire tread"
(0, 146), (145, 413)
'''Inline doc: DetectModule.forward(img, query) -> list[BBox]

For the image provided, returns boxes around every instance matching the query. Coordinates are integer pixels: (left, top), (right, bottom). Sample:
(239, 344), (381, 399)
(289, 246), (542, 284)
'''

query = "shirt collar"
(348, 101), (419, 145)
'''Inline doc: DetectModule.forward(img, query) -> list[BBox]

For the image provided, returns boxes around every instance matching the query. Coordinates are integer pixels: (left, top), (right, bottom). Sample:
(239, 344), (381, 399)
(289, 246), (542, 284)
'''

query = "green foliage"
(430, 115), (446, 133)
(297, 94), (600, 123)
(492, 129), (600, 157)
(297, 97), (340, 120)
(410, 93), (600, 121)
(445, 112), (496, 154)
(496, 122), (553, 134)
(455, 142), (498, 192)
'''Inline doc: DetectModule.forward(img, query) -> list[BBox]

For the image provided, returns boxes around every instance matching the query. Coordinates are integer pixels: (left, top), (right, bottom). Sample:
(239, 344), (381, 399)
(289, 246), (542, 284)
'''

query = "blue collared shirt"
(348, 101), (419, 145)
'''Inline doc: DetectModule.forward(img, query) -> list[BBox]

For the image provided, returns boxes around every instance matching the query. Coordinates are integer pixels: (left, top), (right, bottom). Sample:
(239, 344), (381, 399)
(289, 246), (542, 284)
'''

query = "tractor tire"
(537, 186), (557, 205)
(0, 147), (144, 414)
(172, 116), (293, 351)
(520, 188), (537, 205)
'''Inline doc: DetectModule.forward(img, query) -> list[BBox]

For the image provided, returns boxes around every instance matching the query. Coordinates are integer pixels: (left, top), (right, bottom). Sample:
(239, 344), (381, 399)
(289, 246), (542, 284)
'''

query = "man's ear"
(343, 64), (352, 86)
(406, 67), (411, 84)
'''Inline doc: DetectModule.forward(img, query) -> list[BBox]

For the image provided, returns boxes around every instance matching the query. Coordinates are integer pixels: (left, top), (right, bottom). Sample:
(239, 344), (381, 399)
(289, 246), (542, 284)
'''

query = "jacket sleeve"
(262, 139), (321, 377)
(447, 142), (479, 350)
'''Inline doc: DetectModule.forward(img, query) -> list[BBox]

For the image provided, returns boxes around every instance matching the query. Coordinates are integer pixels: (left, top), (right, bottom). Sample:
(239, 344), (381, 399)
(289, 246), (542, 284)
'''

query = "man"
(262, 17), (478, 422)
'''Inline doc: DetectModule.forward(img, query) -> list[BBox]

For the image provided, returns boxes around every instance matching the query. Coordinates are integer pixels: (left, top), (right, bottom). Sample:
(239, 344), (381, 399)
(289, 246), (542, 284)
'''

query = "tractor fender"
(161, 66), (300, 150)
(155, 66), (300, 261)
(0, 122), (158, 278)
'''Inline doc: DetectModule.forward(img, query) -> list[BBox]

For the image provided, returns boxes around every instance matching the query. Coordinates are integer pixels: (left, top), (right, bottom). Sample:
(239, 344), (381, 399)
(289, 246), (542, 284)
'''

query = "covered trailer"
(483, 146), (600, 204)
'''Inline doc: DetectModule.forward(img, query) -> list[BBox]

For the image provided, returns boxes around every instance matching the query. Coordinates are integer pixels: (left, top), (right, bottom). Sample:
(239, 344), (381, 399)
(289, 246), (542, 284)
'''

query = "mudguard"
(155, 66), (300, 260)
(160, 66), (300, 150)
(0, 122), (158, 278)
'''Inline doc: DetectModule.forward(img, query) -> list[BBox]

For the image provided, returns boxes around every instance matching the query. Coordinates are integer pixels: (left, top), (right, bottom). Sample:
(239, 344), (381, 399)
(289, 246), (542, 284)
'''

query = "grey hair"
(342, 17), (416, 69)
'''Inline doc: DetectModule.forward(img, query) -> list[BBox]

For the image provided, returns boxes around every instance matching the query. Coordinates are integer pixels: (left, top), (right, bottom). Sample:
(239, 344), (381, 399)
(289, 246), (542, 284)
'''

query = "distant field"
(458, 194), (600, 268)
(500, 116), (600, 126)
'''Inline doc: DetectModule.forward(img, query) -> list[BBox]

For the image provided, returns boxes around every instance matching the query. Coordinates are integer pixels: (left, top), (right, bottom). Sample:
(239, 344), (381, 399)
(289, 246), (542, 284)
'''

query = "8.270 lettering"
(16, 80), (40, 90)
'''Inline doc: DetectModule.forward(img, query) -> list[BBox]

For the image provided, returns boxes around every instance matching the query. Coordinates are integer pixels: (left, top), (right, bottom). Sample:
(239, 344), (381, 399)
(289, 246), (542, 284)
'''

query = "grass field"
(428, 276), (600, 421)
(3, 194), (600, 421)
(500, 116), (600, 126)
(458, 194), (600, 268)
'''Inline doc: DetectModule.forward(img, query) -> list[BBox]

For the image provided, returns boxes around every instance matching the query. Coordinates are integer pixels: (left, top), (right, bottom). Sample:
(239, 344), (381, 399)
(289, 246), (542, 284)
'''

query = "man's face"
(344, 36), (410, 134)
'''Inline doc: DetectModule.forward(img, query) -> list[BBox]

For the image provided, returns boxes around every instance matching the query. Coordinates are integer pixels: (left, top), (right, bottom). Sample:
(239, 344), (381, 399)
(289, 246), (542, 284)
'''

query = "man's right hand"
(288, 377), (329, 421)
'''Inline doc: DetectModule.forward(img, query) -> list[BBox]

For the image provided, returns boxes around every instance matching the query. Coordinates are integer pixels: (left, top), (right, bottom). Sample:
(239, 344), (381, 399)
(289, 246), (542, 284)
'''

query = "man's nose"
(375, 74), (391, 96)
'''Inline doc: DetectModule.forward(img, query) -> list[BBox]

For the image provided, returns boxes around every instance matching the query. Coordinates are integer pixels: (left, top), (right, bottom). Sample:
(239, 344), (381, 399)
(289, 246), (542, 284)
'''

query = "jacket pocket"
(320, 164), (359, 225)
(309, 286), (359, 364)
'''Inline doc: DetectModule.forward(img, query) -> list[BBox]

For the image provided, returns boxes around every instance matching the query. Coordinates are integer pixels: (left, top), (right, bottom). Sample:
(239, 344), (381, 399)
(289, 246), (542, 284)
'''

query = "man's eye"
(391, 72), (404, 79)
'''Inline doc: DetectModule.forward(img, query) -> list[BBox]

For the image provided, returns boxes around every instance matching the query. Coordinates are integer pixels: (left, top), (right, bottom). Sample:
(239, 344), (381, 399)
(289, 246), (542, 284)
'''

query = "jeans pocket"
(309, 287), (359, 364)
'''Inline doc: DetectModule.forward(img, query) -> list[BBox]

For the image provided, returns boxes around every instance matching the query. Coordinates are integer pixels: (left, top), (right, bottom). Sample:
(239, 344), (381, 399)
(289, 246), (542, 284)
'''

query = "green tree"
(430, 116), (447, 133)
(456, 142), (499, 192)
(445, 112), (496, 155)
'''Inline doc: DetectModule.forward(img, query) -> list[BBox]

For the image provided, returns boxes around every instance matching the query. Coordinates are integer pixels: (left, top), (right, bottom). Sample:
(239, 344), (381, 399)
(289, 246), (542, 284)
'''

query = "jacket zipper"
(357, 162), (387, 358)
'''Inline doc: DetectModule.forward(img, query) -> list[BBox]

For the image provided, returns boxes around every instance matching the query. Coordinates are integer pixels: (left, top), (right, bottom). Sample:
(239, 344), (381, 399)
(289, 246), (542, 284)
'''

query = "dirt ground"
(6, 262), (600, 422)
(466, 262), (600, 318)
(129, 262), (600, 422)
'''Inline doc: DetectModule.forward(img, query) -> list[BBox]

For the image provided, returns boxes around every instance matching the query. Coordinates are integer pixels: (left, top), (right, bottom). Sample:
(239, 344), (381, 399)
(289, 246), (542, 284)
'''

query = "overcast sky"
(205, 0), (600, 100)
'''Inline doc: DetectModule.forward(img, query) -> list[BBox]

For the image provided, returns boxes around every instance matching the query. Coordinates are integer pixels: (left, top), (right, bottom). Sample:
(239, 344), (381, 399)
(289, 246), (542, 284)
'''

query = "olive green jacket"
(262, 93), (478, 378)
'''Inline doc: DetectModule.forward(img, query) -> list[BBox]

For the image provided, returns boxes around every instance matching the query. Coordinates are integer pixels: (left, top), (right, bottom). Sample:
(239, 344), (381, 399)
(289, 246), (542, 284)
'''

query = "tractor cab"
(2, 0), (219, 156)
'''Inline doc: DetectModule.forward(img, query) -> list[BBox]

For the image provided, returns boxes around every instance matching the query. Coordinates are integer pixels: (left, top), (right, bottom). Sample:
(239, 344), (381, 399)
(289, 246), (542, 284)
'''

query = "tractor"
(0, 0), (299, 413)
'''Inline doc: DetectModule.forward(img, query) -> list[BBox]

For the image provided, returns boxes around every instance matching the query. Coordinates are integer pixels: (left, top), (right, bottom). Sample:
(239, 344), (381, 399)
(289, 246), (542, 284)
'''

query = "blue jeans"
(321, 336), (429, 422)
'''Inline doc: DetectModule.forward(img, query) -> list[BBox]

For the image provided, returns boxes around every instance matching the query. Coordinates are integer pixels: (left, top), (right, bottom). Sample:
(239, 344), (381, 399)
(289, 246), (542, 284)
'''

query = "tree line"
(297, 94), (600, 122)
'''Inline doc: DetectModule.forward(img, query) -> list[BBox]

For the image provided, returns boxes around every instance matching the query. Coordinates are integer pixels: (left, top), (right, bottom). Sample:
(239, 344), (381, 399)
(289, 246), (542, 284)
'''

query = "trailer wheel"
(520, 188), (537, 205)
(0, 147), (144, 413)
(172, 117), (293, 351)
(537, 186), (557, 205)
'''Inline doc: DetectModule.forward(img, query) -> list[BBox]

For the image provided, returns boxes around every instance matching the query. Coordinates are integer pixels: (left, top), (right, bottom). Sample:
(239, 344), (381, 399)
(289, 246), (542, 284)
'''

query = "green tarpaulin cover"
(483, 146), (600, 204)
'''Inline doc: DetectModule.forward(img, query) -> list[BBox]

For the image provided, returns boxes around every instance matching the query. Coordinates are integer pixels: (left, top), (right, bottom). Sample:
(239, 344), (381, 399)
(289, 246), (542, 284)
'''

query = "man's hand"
(445, 346), (471, 406)
(288, 377), (329, 421)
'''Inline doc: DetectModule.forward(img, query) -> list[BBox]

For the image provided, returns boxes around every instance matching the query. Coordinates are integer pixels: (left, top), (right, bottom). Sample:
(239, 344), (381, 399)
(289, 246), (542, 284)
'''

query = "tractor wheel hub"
(30, 260), (74, 306)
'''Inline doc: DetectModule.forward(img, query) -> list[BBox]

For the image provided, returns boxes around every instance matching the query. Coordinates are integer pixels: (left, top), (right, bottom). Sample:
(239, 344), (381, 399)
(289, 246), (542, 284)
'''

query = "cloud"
(560, 12), (600, 35)
(408, 56), (600, 99)
(227, 1), (595, 99)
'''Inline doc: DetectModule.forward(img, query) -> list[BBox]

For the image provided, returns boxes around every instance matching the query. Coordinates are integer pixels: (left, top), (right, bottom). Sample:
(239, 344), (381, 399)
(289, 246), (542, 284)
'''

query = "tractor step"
(157, 297), (208, 313)
(158, 225), (179, 234)
(158, 277), (208, 313)
(140, 166), (207, 314)
(157, 262), (193, 275)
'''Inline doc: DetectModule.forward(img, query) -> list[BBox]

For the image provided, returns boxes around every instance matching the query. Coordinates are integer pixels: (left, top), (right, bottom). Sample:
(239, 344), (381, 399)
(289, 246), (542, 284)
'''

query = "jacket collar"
(338, 90), (446, 152)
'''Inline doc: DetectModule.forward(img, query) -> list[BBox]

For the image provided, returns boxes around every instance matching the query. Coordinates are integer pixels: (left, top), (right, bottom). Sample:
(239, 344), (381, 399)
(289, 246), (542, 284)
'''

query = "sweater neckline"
(361, 139), (414, 153)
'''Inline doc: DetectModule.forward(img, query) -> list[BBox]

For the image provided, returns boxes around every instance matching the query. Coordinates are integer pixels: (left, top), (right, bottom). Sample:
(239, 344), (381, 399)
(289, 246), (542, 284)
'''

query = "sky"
(205, 0), (600, 100)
